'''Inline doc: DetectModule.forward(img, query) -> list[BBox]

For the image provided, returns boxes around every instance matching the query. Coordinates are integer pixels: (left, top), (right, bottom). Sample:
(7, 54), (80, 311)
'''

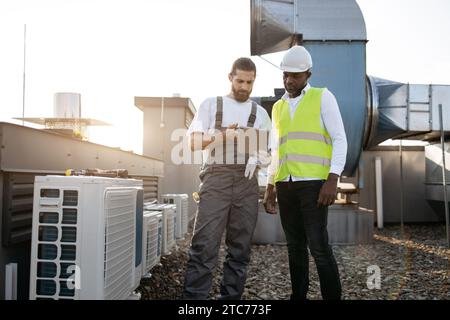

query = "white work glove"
(245, 151), (272, 180)
(245, 156), (258, 180)
(256, 151), (271, 168)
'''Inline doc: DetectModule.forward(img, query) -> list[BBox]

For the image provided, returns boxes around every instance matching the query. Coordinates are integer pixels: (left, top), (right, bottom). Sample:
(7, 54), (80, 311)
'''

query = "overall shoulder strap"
(214, 96), (223, 129)
(247, 101), (257, 127)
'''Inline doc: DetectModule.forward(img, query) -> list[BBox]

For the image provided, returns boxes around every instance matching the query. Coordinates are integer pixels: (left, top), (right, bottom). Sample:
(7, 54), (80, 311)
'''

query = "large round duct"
(363, 76), (407, 149)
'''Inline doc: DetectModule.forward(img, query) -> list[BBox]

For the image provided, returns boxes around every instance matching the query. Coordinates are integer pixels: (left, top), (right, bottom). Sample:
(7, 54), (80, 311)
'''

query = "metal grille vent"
(34, 187), (78, 299)
(2, 173), (35, 245)
(103, 190), (135, 300)
(165, 210), (176, 251)
(144, 214), (161, 273)
(182, 198), (188, 234)
(157, 219), (163, 257)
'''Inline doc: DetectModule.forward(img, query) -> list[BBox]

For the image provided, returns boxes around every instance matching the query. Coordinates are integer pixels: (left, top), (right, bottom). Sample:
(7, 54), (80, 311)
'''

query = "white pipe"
(22, 24), (26, 126)
(5, 263), (18, 300)
(160, 97), (165, 128)
(375, 156), (384, 229)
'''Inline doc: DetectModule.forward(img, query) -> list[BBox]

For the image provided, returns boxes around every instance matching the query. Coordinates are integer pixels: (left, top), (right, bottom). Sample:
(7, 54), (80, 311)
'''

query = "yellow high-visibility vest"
(273, 87), (332, 182)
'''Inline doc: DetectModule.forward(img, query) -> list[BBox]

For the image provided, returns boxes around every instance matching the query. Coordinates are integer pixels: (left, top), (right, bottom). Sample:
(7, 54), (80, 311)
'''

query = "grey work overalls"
(183, 97), (260, 300)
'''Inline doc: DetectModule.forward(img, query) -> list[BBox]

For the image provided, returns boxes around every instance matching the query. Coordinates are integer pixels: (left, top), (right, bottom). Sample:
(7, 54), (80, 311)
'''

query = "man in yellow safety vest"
(264, 45), (347, 300)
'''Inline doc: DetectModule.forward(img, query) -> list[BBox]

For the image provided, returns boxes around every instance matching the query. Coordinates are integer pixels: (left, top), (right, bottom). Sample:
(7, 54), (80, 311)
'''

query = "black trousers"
(276, 180), (342, 300)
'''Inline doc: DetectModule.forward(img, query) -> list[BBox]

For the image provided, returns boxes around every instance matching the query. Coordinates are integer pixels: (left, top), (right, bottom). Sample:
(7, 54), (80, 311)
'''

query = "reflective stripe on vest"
(279, 131), (332, 146)
(279, 153), (331, 167)
(273, 87), (332, 182)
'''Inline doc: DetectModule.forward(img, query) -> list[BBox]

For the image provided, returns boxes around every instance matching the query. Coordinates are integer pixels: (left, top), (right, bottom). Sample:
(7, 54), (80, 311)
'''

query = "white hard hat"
(280, 45), (312, 72)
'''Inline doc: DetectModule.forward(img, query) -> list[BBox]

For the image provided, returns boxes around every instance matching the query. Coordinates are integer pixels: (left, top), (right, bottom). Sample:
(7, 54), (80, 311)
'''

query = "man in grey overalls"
(183, 57), (271, 299)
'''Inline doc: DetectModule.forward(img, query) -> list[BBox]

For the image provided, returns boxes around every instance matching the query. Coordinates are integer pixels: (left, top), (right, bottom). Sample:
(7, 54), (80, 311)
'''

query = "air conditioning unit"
(144, 204), (176, 255)
(162, 194), (189, 239)
(142, 210), (163, 276)
(29, 175), (144, 300)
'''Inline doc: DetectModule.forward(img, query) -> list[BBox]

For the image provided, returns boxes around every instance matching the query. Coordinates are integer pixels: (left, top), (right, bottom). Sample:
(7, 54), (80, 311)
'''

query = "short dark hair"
(230, 57), (256, 76)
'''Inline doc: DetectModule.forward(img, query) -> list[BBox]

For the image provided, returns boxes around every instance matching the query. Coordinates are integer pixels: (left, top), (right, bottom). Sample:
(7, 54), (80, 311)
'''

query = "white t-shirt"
(187, 96), (272, 165)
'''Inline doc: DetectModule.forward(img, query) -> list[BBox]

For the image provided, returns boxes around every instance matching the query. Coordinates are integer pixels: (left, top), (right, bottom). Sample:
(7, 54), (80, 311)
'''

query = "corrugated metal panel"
(327, 205), (373, 245)
(131, 175), (159, 202)
(360, 148), (442, 223)
(2, 172), (60, 246)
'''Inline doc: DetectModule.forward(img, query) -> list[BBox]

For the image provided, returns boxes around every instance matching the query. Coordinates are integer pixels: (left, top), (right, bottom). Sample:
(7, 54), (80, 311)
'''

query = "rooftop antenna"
(22, 24), (27, 126)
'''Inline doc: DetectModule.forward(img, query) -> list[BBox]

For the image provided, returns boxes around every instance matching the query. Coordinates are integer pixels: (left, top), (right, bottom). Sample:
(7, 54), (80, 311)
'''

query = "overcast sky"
(0, 0), (449, 152)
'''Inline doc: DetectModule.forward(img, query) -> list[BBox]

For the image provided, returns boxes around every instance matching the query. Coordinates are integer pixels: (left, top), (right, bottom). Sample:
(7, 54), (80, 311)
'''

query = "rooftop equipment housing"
(162, 194), (189, 239)
(142, 211), (163, 276)
(29, 176), (143, 300)
(143, 203), (176, 255)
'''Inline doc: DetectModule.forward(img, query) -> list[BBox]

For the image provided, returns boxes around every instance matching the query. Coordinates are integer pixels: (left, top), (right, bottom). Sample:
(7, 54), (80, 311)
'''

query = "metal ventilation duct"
(251, 0), (367, 176)
(364, 76), (407, 148)
(364, 76), (450, 149)
(250, 0), (367, 55)
(251, 0), (296, 56)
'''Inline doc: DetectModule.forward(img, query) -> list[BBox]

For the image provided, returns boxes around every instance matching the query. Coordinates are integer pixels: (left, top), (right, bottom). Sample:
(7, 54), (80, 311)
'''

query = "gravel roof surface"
(138, 223), (450, 300)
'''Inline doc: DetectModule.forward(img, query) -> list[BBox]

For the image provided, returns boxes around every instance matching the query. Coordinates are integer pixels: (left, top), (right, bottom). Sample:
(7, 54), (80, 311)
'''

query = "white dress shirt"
(267, 83), (347, 185)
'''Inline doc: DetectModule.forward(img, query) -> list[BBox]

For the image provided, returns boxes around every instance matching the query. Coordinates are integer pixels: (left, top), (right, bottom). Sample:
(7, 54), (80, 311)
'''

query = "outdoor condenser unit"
(162, 194), (189, 239)
(29, 175), (144, 300)
(144, 203), (176, 255)
(142, 210), (163, 276)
